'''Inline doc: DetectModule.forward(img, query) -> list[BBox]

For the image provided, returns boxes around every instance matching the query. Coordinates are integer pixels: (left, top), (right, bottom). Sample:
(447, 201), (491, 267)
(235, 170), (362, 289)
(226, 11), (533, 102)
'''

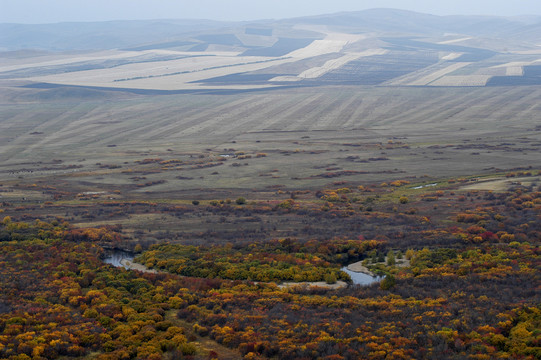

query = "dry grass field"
(2, 13), (541, 200)
(1, 83), (540, 200)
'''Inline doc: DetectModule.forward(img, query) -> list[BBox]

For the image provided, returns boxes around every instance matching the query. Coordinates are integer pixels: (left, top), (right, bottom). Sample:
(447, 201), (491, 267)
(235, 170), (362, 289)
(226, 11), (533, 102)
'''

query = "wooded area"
(0, 175), (539, 359)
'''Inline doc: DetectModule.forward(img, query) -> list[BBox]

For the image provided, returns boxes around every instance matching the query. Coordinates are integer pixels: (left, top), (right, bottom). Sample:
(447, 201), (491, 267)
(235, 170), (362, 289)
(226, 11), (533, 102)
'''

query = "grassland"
(2, 12), (541, 245)
(1, 78), (539, 250)
(1, 84), (540, 200)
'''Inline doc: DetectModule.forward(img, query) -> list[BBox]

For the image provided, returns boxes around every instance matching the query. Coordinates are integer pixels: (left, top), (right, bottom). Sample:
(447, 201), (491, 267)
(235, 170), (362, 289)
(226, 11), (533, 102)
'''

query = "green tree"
(387, 250), (396, 266)
(325, 273), (337, 284)
(380, 274), (396, 290)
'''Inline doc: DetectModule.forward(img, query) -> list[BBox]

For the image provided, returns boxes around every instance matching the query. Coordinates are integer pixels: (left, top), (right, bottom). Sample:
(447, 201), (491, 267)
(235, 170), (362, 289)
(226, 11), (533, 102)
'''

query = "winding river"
(103, 250), (134, 269)
(104, 250), (382, 286)
(103, 251), (157, 273)
(341, 266), (384, 286)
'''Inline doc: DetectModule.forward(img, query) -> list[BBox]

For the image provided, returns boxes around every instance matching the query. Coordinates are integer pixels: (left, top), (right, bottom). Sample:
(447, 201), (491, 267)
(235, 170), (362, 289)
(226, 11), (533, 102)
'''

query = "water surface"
(103, 251), (134, 270)
(341, 266), (384, 286)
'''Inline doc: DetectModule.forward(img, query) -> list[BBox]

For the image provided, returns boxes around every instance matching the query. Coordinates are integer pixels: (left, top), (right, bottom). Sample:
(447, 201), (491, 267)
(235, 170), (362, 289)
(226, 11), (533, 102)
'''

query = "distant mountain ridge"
(2, 8), (541, 91)
(1, 9), (541, 52)
(285, 9), (541, 41)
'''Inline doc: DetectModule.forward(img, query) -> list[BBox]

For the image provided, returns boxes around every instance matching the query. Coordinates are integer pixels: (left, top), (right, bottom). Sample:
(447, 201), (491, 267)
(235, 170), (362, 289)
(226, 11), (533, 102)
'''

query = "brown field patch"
(460, 176), (541, 191)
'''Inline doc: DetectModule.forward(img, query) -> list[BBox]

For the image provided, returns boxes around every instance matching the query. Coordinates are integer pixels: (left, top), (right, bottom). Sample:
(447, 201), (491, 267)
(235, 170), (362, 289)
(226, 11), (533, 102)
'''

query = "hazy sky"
(2, 0), (541, 23)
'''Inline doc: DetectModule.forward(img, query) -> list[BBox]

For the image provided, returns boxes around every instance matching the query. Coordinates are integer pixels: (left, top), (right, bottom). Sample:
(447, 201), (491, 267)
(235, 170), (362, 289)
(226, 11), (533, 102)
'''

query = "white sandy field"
(5, 30), (540, 90)
(14, 31), (373, 91)
(271, 48), (388, 82)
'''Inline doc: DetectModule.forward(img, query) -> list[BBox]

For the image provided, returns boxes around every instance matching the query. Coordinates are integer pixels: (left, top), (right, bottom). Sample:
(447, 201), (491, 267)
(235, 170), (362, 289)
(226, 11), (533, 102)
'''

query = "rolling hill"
(1, 9), (541, 91)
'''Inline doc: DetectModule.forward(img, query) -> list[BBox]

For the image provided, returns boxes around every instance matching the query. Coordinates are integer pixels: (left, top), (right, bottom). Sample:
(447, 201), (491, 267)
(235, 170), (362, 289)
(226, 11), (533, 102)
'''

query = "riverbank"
(347, 257), (411, 276)
(346, 261), (376, 276)
(105, 252), (367, 289)
(278, 281), (349, 290)
(120, 258), (158, 273)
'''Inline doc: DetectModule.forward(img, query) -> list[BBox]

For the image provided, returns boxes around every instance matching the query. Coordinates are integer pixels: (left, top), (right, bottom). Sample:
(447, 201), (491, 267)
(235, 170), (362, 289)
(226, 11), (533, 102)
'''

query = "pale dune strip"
(477, 67), (506, 76)
(386, 62), (470, 86)
(438, 37), (472, 44)
(0, 49), (241, 74)
(510, 50), (541, 55)
(0, 49), (211, 73)
(492, 59), (541, 68)
(26, 57), (297, 90)
(148, 49), (241, 57)
(286, 39), (350, 58)
(384, 64), (441, 86)
(408, 62), (471, 86)
(439, 52), (463, 60)
(270, 76), (301, 82)
(0, 50), (144, 72)
(429, 75), (492, 86)
(298, 54), (361, 79)
(286, 33), (366, 59)
(271, 49), (388, 82)
(298, 49), (388, 79)
(26, 55), (287, 84)
(492, 61), (530, 68)
(506, 66), (524, 76)
(16, 30), (370, 90)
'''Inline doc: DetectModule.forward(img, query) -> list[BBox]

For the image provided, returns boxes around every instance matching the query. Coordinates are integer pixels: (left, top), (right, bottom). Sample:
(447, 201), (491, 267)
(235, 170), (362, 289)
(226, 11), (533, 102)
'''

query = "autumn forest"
(0, 171), (539, 359)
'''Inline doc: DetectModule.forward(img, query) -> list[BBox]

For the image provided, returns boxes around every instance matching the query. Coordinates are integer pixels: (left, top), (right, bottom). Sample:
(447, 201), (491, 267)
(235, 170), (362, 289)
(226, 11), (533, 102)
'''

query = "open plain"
(1, 84), (540, 198)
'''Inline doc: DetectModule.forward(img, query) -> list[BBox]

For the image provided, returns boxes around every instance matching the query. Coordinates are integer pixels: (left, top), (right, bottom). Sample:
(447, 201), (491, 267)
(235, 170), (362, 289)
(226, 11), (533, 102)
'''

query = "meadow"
(1, 84), (540, 198)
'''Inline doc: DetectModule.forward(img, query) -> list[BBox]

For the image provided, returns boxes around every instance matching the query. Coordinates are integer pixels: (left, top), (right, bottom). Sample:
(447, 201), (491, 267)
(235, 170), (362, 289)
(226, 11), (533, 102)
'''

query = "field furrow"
(318, 91), (364, 130)
(245, 93), (325, 132)
(240, 93), (311, 133)
(280, 93), (332, 131)
(142, 97), (272, 140)
(178, 96), (282, 139)
(372, 89), (489, 127)
(2, 85), (541, 189)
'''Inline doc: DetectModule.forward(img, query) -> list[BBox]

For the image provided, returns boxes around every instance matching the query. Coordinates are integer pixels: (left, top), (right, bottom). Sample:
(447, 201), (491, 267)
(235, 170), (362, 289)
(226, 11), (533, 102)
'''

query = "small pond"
(412, 183), (438, 189)
(103, 251), (135, 270)
(341, 266), (384, 286)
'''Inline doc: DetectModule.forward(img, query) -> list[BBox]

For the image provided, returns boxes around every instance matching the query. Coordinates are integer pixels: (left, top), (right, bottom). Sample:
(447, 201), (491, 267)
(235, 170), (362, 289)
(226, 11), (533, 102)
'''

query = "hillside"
(1, 9), (541, 91)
